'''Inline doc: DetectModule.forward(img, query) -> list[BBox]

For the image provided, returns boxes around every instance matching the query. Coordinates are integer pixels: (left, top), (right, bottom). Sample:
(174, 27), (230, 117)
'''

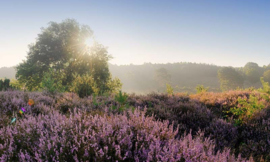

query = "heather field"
(1, 1), (270, 162)
(0, 90), (270, 162)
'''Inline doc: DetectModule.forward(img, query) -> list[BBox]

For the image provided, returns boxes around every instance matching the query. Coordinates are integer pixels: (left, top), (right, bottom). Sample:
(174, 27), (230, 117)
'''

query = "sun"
(85, 38), (94, 47)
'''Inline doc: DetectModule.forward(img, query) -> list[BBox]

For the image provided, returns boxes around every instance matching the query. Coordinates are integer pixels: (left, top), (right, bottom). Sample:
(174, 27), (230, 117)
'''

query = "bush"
(10, 79), (24, 91)
(166, 83), (174, 95)
(70, 74), (99, 98)
(40, 69), (66, 94)
(0, 78), (12, 91)
(196, 84), (209, 93)
(258, 77), (270, 94)
(225, 95), (265, 126)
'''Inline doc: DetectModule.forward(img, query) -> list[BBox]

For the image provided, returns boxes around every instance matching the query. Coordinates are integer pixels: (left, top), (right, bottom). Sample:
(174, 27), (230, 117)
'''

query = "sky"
(0, 0), (269, 68)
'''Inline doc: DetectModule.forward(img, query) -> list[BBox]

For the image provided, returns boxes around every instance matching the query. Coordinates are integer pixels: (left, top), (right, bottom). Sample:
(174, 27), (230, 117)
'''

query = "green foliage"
(147, 101), (153, 108)
(113, 91), (129, 112)
(0, 78), (12, 91)
(16, 19), (93, 90)
(70, 73), (122, 98)
(3, 79), (11, 91)
(15, 19), (121, 93)
(0, 79), (3, 91)
(114, 90), (128, 106)
(245, 86), (255, 92)
(258, 77), (270, 94)
(196, 85), (209, 93)
(4, 60), (266, 94)
(225, 94), (265, 125)
(218, 67), (244, 91)
(92, 94), (102, 107)
(166, 83), (174, 95)
(70, 74), (99, 98)
(263, 70), (270, 83)
(40, 69), (66, 94)
(10, 79), (24, 90)
(105, 75), (122, 94)
(263, 64), (270, 71)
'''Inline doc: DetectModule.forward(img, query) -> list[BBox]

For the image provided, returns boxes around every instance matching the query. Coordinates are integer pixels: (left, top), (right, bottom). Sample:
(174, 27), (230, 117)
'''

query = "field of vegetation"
(1, 88), (270, 161)
(1, 19), (270, 162)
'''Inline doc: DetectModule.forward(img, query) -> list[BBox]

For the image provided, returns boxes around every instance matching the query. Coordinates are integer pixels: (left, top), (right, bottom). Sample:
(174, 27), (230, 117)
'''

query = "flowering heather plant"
(0, 107), (249, 162)
(204, 119), (238, 152)
(190, 90), (270, 161)
(0, 90), (268, 161)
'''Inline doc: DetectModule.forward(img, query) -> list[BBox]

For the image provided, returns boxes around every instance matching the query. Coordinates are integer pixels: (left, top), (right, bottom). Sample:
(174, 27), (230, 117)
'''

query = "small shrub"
(70, 74), (99, 98)
(196, 84), (209, 93)
(114, 91), (128, 110)
(259, 77), (270, 94)
(166, 83), (174, 95)
(225, 94), (265, 125)
(0, 78), (12, 91)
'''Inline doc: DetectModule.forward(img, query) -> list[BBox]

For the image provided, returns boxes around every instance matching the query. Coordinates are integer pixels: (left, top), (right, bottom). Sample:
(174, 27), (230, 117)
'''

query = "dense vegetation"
(2, 61), (270, 94)
(14, 19), (121, 97)
(2, 62), (270, 94)
(1, 19), (270, 161)
(0, 78), (12, 91)
(1, 88), (270, 161)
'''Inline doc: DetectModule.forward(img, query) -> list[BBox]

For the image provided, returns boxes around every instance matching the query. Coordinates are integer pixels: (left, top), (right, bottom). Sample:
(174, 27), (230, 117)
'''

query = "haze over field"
(1, 0), (270, 68)
(2, 1), (270, 161)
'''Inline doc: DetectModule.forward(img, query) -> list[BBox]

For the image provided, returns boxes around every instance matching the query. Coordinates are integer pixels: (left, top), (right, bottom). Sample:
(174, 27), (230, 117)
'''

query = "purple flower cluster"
(1, 90), (268, 161)
(0, 107), (248, 161)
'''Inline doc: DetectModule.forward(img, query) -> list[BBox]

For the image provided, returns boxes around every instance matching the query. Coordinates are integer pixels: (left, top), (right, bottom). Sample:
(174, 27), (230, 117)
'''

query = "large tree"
(218, 67), (244, 91)
(243, 62), (263, 83)
(16, 19), (121, 94)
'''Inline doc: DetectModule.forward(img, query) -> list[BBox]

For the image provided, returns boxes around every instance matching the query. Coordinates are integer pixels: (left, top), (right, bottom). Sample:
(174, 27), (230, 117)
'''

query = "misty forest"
(1, 10), (270, 162)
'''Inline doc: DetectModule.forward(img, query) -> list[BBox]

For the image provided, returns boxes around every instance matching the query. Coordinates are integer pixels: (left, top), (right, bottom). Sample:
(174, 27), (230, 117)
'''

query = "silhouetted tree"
(16, 19), (121, 95)
(0, 78), (12, 91)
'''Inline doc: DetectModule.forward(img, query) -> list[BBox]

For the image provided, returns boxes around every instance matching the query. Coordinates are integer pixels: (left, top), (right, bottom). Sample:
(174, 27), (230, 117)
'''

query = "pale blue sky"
(0, 0), (269, 67)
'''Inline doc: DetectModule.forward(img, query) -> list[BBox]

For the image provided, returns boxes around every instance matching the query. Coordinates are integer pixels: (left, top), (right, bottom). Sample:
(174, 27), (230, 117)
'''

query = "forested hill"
(1, 62), (269, 94)
(109, 63), (221, 94)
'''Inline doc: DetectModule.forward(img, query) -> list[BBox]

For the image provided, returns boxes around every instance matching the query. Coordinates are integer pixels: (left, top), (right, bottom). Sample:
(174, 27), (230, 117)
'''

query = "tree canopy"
(16, 19), (121, 95)
(243, 62), (263, 83)
(263, 70), (270, 83)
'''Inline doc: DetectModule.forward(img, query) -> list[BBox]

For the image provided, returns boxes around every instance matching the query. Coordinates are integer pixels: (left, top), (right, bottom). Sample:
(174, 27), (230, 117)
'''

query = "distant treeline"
(109, 62), (270, 94)
(109, 62), (220, 94)
(110, 62), (269, 93)
(0, 67), (16, 79)
(1, 62), (270, 94)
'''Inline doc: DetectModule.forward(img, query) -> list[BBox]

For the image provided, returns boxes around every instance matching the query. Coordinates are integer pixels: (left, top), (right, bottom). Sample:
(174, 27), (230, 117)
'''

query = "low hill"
(1, 62), (268, 93)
